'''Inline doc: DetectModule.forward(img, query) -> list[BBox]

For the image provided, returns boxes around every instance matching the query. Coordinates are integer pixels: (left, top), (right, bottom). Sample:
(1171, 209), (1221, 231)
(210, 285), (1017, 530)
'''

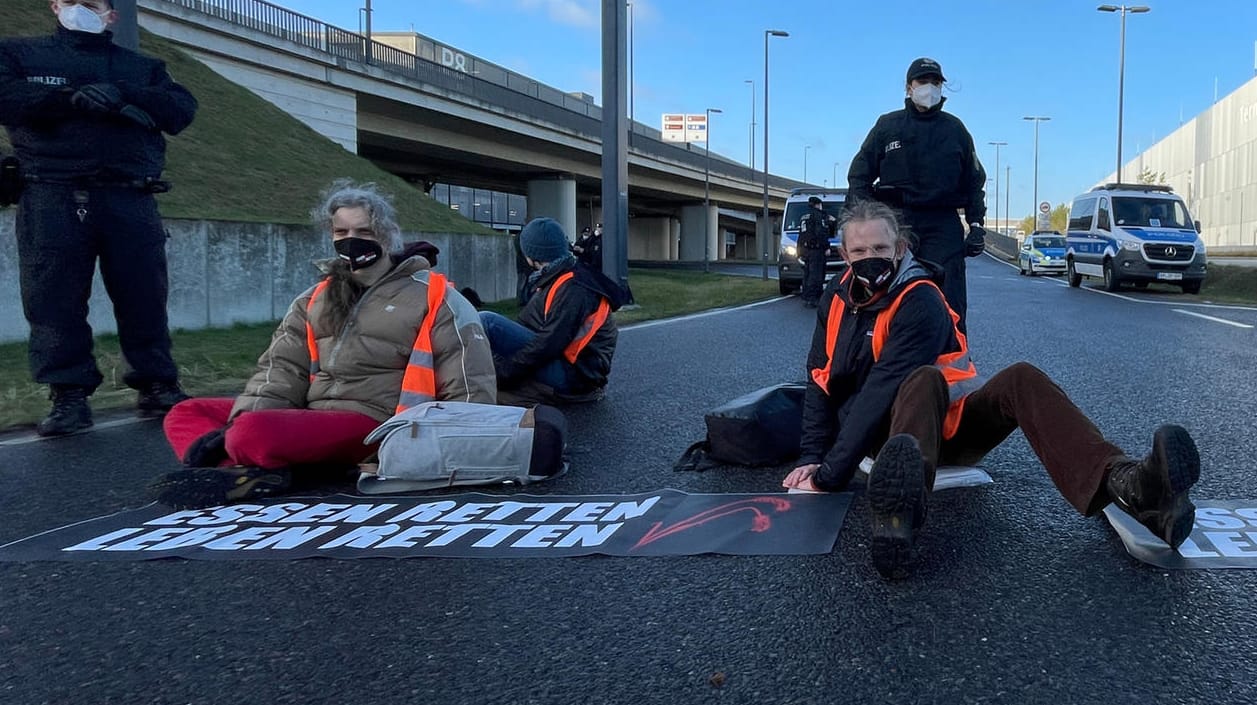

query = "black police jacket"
(799, 209), (836, 249)
(503, 258), (626, 391)
(848, 97), (986, 222)
(0, 26), (197, 182)
(798, 253), (962, 489)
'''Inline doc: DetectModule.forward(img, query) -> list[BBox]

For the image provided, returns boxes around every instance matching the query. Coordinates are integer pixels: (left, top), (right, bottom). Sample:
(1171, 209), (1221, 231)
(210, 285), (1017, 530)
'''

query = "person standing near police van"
(0, 0), (198, 436)
(798, 195), (836, 308)
(848, 57), (986, 333)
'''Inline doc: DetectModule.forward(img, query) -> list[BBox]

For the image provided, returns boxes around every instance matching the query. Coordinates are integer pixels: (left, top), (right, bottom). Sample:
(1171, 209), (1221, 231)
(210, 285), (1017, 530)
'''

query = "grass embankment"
(0, 3), (487, 232)
(0, 270), (778, 428)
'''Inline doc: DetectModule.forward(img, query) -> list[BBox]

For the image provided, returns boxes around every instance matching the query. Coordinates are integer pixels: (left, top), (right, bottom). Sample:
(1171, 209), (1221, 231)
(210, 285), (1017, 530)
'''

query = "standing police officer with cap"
(0, 0), (198, 436)
(847, 57), (986, 333)
(797, 195), (836, 308)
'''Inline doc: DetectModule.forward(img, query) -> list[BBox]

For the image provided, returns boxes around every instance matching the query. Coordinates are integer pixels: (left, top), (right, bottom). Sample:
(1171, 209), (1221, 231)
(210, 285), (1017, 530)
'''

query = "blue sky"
(280, 0), (1257, 222)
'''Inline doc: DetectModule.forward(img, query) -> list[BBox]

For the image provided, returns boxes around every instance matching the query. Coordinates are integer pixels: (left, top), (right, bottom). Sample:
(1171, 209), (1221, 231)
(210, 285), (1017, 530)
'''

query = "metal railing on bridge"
(154, 0), (800, 190)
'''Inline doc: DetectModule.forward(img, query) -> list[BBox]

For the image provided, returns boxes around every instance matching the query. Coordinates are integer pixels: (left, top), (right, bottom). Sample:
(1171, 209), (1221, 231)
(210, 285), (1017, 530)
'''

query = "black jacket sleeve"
(814, 286), (956, 488)
(847, 118), (883, 206)
(117, 59), (197, 135)
(0, 42), (73, 126)
(798, 297), (839, 465)
(959, 125), (986, 224)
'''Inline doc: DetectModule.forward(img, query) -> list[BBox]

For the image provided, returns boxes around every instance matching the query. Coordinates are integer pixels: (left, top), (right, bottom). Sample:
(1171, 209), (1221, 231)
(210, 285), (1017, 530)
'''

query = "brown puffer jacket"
(230, 256), (497, 422)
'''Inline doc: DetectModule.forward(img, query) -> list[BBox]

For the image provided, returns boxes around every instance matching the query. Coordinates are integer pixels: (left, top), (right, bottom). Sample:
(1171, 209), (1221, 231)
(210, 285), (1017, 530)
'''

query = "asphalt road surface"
(2, 254), (1255, 704)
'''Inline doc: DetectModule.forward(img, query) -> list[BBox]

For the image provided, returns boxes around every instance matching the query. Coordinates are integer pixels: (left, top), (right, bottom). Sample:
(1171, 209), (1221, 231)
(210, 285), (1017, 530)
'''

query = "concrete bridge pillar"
(668, 218), (680, 261)
(628, 216), (671, 260)
(526, 176), (578, 242)
(679, 203), (719, 262)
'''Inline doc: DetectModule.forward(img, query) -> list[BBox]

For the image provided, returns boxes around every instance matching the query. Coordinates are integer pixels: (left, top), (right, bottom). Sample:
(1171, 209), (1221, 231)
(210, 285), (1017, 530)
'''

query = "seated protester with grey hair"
(480, 217), (626, 405)
(149, 180), (497, 509)
(783, 199), (1200, 580)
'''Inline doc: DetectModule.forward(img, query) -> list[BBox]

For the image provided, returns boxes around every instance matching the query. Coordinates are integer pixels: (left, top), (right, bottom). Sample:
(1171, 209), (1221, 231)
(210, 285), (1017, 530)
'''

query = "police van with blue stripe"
(1065, 183), (1207, 294)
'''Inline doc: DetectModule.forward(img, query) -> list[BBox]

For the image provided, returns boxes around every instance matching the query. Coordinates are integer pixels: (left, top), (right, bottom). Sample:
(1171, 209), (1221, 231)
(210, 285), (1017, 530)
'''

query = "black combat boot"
(148, 466), (293, 510)
(36, 386), (93, 437)
(136, 380), (190, 417)
(866, 434), (928, 580)
(1106, 424), (1200, 549)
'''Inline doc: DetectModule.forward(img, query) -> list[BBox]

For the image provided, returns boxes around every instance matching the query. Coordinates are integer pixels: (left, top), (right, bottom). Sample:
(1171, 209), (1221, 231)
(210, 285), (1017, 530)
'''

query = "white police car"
(1064, 183), (1207, 294)
(1018, 231), (1067, 276)
(777, 188), (846, 295)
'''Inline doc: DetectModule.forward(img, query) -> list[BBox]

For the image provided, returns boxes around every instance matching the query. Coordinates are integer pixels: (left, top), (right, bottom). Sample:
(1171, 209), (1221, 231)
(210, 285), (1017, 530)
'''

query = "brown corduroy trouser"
(887, 362), (1129, 516)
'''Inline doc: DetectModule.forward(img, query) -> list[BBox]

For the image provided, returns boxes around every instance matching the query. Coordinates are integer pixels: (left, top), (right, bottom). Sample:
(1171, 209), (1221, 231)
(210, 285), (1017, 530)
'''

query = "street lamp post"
(988, 141), (1006, 233)
(761, 29), (788, 280)
(1098, 4), (1150, 183)
(803, 145), (811, 183)
(704, 107), (723, 274)
(627, 1), (635, 123)
(832, 162), (841, 190)
(745, 79), (755, 170)
(1005, 165), (1011, 236)
(1023, 116), (1050, 229)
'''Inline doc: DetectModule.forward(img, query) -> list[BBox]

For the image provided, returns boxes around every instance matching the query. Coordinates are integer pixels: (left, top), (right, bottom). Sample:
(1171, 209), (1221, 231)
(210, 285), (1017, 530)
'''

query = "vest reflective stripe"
(809, 275), (978, 440)
(305, 280), (332, 381)
(395, 271), (448, 413)
(303, 271), (449, 415)
(543, 271), (611, 365)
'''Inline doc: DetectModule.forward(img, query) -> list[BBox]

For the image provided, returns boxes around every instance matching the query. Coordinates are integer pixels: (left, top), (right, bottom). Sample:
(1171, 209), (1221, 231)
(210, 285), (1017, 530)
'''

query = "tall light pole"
(704, 107), (723, 273)
(745, 79), (756, 171)
(627, 1), (635, 124)
(803, 145), (811, 183)
(1097, 4), (1150, 183)
(988, 141), (1006, 233)
(761, 29), (789, 280)
(1005, 165), (1011, 236)
(1023, 116), (1050, 229)
(832, 161), (841, 190)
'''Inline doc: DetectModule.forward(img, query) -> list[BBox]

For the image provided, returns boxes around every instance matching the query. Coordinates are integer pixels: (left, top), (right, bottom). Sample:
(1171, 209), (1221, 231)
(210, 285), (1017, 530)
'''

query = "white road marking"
(1172, 309), (1254, 328)
(0, 416), (155, 447)
(622, 296), (790, 331)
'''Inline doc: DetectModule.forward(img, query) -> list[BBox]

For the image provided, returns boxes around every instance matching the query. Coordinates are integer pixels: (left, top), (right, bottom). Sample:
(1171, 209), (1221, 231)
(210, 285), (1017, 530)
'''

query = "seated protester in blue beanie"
(782, 199), (1201, 580)
(480, 217), (626, 405)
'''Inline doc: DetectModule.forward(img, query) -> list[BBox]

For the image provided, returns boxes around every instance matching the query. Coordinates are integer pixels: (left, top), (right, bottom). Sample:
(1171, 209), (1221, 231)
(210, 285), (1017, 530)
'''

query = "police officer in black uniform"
(848, 57), (986, 332)
(797, 196), (836, 308)
(0, 0), (198, 436)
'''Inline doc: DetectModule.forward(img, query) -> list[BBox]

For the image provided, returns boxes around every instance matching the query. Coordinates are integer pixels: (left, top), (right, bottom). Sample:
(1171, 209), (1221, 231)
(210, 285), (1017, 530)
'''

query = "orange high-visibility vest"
(305, 271), (449, 414)
(543, 271), (611, 365)
(810, 274), (980, 439)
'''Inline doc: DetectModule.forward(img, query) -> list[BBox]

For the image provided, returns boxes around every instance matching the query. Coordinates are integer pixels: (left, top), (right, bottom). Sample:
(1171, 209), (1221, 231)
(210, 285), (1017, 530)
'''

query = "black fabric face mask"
(334, 237), (384, 271)
(850, 257), (897, 294)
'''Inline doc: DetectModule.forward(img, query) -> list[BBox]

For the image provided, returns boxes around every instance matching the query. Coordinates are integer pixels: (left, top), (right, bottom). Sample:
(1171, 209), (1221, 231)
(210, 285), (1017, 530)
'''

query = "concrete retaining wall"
(0, 210), (513, 344)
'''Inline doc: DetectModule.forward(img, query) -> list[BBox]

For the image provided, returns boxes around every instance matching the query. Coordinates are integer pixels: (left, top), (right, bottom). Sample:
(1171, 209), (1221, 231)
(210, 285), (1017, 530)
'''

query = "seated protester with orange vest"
(149, 180), (497, 509)
(480, 217), (625, 405)
(782, 199), (1201, 580)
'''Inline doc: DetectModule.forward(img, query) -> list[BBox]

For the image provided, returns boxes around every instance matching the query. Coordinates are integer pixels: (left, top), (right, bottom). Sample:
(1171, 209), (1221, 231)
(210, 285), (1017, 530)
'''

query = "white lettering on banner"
(439, 47), (468, 72)
(1195, 506), (1247, 529)
(1202, 531), (1257, 558)
(1176, 536), (1219, 558)
(57, 496), (660, 554)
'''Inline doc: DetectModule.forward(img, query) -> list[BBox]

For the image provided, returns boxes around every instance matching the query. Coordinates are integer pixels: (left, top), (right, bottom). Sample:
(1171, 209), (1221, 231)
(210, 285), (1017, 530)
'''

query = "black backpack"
(674, 383), (806, 471)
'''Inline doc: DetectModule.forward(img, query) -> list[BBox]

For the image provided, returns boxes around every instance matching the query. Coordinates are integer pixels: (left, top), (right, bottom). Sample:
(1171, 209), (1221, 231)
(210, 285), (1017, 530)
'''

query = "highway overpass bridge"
(138, 0), (807, 261)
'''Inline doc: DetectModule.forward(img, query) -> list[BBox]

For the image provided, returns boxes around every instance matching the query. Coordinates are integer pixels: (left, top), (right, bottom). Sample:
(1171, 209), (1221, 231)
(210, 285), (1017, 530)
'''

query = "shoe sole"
(35, 419), (94, 437)
(1152, 424), (1201, 549)
(866, 435), (925, 580)
(149, 468), (288, 510)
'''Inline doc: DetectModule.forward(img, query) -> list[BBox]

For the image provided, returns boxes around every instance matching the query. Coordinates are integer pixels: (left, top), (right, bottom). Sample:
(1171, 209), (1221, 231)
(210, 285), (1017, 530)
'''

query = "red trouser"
(163, 398), (382, 469)
(888, 362), (1127, 517)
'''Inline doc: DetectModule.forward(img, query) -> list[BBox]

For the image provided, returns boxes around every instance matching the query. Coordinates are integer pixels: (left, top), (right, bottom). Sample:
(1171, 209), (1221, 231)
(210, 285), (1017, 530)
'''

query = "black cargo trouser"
(15, 182), (177, 393)
(800, 245), (828, 303)
(888, 363), (1127, 516)
(903, 208), (968, 333)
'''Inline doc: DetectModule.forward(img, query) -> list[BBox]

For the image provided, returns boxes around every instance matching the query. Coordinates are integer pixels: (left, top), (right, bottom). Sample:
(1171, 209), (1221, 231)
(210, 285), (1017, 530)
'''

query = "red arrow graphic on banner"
(631, 496), (794, 550)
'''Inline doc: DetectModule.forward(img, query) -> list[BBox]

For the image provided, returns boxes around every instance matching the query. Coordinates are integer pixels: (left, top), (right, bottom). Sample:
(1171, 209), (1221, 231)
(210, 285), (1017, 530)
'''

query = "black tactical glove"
(965, 224), (986, 258)
(70, 83), (125, 113)
(119, 104), (157, 130)
(183, 427), (229, 467)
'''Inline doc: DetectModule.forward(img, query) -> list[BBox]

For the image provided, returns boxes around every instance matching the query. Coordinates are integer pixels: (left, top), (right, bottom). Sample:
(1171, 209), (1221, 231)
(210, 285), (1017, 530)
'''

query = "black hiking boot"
(867, 434), (928, 580)
(136, 380), (190, 417)
(148, 466), (293, 510)
(36, 386), (93, 437)
(1106, 424), (1200, 549)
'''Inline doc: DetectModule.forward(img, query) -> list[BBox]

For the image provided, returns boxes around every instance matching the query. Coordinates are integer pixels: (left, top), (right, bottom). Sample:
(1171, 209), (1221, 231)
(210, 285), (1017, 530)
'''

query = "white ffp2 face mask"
(910, 83), (942, 109)
(58, 4), (108, 34)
